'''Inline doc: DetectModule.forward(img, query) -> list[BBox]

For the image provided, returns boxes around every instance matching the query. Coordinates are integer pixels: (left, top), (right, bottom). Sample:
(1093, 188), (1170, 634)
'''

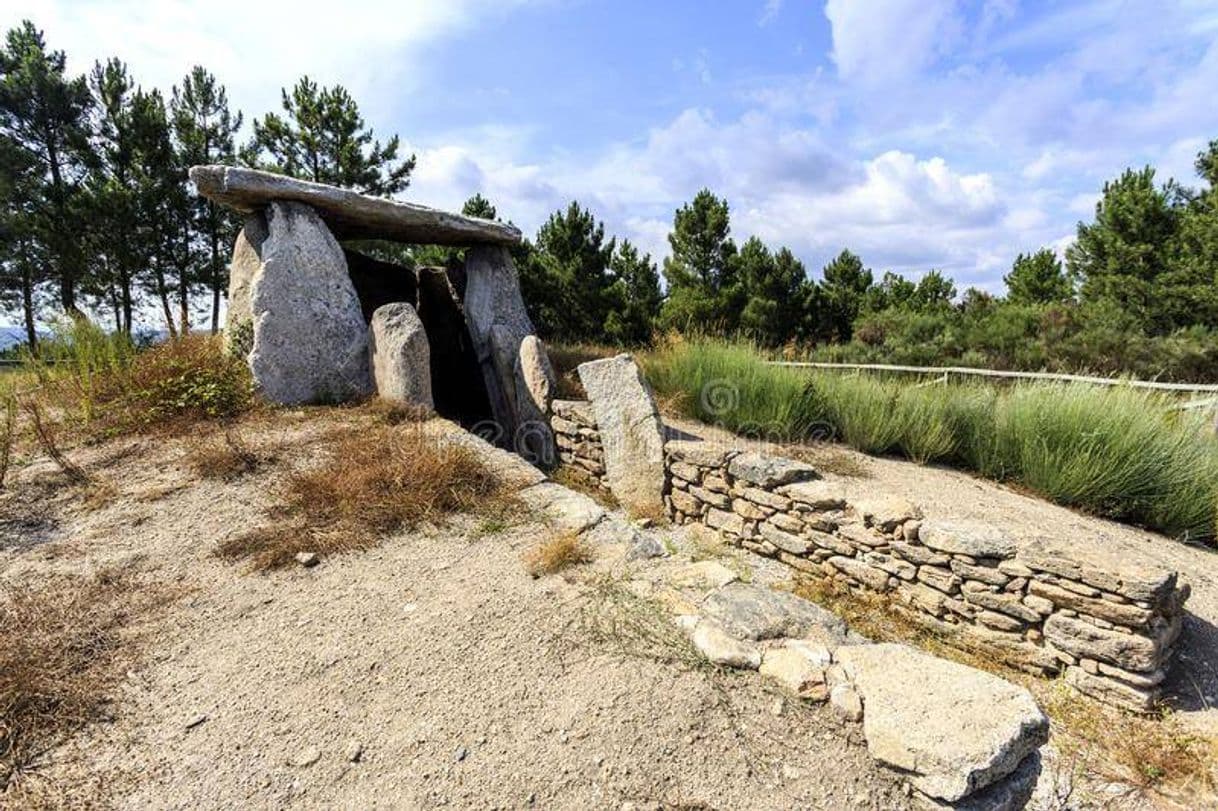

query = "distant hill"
(0, 326), (36, 352)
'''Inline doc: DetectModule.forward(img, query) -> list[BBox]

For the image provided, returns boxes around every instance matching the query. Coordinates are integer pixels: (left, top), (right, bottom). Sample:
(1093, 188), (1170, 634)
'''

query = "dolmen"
(190, 164), (556, 466)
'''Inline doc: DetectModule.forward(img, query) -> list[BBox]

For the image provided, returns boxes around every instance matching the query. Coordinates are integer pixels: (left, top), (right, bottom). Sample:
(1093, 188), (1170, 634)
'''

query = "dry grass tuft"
(1044, 685), (1217, 799)
(360, 397), (434, 426)
(216, 423), (514, 571)
(187, 429), (268, 481)
(544, 343), (618, 400)
(551, 464), (618, 509)
(567, 575), (710, 671)
(0, 571), (174, 806)
(523, 531), (594, 577)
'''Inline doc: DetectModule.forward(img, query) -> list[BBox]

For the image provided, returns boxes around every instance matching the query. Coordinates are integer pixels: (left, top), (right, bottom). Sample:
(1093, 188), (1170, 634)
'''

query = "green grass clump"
(644, 338), (1218, 543)
(642, 339), (823, 442)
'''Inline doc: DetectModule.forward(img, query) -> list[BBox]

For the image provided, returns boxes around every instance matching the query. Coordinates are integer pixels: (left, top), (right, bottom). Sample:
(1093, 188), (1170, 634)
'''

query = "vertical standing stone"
(577, 354), (666, 516)
(246, 201), (372, 404)
(369, 302), (433, 409)
(224, 212), (267, 357)
(513, 334), (558, 468)
(463, 246), (556, 465)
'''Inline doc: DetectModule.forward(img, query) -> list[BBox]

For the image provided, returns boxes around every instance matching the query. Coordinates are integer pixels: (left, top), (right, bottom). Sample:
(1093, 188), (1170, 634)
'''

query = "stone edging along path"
(550, 393), (1191, 715)
(464, 420), (1050, 810)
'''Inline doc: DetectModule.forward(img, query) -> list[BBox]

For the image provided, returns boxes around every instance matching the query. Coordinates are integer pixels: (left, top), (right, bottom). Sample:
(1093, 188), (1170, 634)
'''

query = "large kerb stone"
(577, 354), (666, 516)
(727, 453), (819, 488)
(702, 582), (848, 642)
(244, 201), (371, 404)
(835, 643), (1047, 803)
(919, 519), (1017, 559)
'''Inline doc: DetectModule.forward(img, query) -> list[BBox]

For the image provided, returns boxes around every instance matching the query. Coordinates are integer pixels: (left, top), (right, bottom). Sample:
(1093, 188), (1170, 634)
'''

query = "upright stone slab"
(513, 334), (558, 468)
(369, 302), (433, 409)
(224, 212), (267, 357)
(577, 354), (666, 516)
(463, 246), (556, 464)
(245, 201), (372, 404)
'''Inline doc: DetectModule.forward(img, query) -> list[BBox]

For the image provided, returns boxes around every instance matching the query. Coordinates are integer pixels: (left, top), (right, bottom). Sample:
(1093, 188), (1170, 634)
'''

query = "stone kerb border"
(660, 439), (1189, 712)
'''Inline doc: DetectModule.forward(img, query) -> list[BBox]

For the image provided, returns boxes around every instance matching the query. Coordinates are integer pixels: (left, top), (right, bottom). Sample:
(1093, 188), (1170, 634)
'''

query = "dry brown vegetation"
(186, 429), (268, 481)
(544, 343), (618, 400)
(359, 397), (434, 426)
(0, 570), (175, 807)
(791, 575), (1217, 804)
(551, 464), (618, 508)
(780, 445), (872, 479)
(523, 531), (594, 577)
(216, 422), (515, 571)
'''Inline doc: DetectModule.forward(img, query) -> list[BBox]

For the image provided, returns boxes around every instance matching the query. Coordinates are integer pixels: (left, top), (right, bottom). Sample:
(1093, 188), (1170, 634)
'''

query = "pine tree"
(462, 193), (496, 220)
(0, 132), (45, 347)
(0, 21), (92, 314)
(913, 270), (956, 310)
(865, 271), (917, 312)
(172, 66), (243, 333)
(819, 249), (873, 341)
(534, 202), (616, 341)
(738, 238), (806, 346)
(1004, 249), (1071, 305)
(244, 76), (415, 196)
(82, 58), (141, 332)
(604, 240), (661, 346)
(1067, 167), (1180, 331)
(660, 189), (740, 333)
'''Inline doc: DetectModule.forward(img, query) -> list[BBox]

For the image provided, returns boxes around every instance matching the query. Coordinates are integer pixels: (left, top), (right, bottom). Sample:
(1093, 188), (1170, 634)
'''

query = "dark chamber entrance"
(345, 249), (494, 430)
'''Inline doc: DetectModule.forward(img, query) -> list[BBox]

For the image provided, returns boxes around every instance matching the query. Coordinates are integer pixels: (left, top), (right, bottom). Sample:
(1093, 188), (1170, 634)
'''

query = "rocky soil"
(0, 411), (910, 810)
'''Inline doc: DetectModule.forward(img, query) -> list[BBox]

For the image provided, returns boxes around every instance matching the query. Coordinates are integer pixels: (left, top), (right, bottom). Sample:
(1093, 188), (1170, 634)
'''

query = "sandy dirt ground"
(0, 412), (910, 810)
(665, 416), (1218, 736)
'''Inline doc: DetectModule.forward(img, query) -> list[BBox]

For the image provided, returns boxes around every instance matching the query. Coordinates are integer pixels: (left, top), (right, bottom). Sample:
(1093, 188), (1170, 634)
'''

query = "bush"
(645, 338), (1218, 543)
(24, 321), (253, 439)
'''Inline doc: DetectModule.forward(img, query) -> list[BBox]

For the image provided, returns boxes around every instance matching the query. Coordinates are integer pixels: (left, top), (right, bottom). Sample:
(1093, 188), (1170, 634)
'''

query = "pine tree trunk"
(178, 243), (190, 336)
(119, 268), (133, 335)
(46, 140), (79, 316)
(109, 284), (121, 334)
(210, 217), (222, 334)
(155, 265), (178, 340)
(20, 255), (37, 352)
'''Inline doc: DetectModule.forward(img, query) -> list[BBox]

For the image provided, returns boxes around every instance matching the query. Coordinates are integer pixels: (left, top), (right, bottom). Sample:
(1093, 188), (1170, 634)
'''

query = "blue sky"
(12, 0), (1218, 294)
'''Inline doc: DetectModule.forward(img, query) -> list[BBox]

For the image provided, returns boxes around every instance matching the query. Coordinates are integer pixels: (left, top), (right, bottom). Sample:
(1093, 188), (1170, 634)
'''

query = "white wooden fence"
(766, 360), (1218, 410)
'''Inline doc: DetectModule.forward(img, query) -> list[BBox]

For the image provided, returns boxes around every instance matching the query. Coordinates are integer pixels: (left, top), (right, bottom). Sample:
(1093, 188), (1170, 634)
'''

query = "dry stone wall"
(660, 439), (1189, 713)
(551, 399), (610, 493)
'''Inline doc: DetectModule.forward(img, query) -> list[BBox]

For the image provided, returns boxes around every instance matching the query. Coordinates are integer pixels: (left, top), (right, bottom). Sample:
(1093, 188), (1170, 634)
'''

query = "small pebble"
(289, 747), (321, 768)
(295, 551), (319, 568)
(346, 740), (364, 763)
(184, 713), (208, 730)
(454, 746), (468, 762)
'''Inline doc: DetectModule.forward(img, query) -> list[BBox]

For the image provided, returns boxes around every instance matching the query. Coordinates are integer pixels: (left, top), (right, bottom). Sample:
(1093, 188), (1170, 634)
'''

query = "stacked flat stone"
(664, 440), (1190, 713)
(551, 399), (609, 491)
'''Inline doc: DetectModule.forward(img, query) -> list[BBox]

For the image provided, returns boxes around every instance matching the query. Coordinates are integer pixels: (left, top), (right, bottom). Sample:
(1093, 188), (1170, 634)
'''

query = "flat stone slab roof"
(189, 164), (522, 247)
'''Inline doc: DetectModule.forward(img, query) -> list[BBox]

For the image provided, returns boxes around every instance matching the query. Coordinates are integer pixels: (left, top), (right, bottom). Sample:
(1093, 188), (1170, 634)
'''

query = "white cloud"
(824, 0), (962, 83)
(9, 0), (534, 129)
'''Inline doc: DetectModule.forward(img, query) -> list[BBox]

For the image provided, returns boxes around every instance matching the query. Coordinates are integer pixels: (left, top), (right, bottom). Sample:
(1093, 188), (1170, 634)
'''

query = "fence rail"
(766, 361), (1218, 394)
